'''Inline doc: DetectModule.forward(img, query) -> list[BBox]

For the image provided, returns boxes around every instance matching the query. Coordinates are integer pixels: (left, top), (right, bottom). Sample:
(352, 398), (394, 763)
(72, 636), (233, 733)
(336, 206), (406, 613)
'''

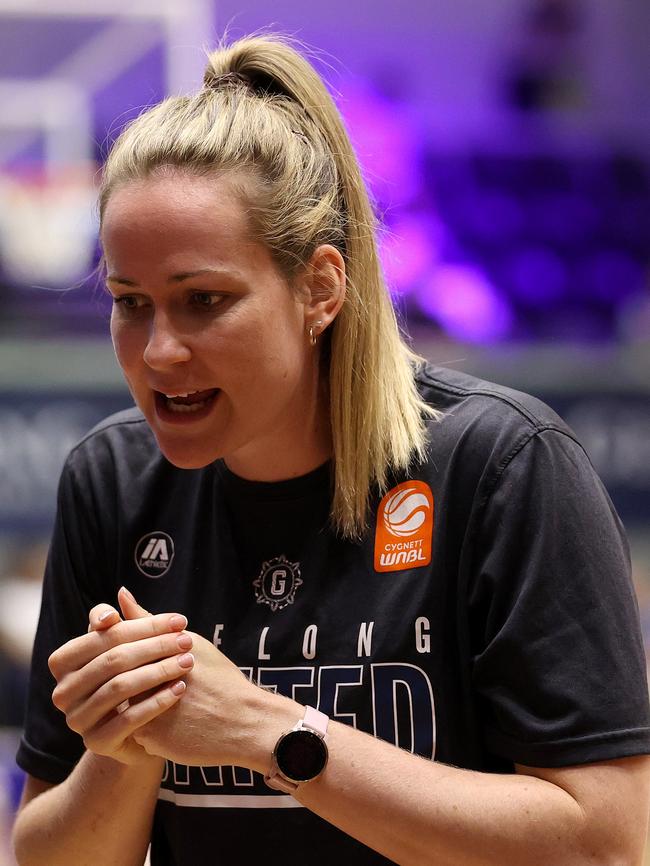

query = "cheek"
(241, 331), (304, 382)
(255, 304), (307, 362)
(110, 318), (141, 375)
(215, 316), (299, 376)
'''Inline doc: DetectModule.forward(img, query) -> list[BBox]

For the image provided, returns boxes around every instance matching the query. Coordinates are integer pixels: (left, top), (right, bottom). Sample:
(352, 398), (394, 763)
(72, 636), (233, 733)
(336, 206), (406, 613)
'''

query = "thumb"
(88, 603), (121, 633)
(118, 585), (152, 620)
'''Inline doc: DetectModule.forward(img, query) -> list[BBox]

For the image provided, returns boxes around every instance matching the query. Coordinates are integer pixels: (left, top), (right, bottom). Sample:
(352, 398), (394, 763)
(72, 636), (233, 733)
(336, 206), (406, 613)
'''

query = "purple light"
(417, 264), (513, 342)
(380, 214), (442, 297)
(504, 245), (568, 305)
(526, 193), (601, 244)
(455, 190), (524, 244)
(576, 250), (644, 302)
(337, 79), (422, 208)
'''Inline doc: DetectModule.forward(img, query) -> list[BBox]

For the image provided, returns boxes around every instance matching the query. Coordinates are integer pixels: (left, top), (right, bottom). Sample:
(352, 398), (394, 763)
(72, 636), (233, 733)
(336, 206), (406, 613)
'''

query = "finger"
(85, 680), (186, 757)
(87, 604), (122, 633)
(66, 652), (194, 733)
(118, 586), (152, 621)
(49, 612), (188, 679)
(53, 630), (194, 710)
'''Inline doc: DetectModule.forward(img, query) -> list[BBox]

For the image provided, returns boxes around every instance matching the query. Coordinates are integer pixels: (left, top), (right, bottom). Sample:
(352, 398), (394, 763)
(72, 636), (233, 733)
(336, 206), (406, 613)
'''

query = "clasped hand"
(48, 587), (261, 769)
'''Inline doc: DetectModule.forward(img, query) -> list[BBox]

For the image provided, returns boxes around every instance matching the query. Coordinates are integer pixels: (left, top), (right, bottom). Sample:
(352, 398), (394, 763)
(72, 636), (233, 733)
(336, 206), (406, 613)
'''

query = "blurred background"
(0, 0), (648, 860)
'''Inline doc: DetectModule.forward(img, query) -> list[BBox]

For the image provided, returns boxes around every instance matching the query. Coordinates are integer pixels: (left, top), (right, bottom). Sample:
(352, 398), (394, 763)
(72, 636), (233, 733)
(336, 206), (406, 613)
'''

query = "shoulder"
(62, 407), (164, 487)
(413, 362), (592, 493)
(416, 362), (581, 451)
(416, 362), (570, 434)
(76, 406), (152, 447)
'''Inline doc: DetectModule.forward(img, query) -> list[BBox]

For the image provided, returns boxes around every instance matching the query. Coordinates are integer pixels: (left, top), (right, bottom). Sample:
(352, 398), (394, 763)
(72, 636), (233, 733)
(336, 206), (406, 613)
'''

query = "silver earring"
(309, 320), (323, 347)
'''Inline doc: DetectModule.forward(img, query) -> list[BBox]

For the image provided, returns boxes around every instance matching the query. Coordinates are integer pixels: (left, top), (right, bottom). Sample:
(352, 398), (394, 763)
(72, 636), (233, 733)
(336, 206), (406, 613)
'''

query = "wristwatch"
(264, 706), (329, 793)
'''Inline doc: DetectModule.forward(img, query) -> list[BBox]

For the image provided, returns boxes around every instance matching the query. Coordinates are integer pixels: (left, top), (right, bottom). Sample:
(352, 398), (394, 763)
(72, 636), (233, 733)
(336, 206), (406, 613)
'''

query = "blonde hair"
(99, 33), (438, 538)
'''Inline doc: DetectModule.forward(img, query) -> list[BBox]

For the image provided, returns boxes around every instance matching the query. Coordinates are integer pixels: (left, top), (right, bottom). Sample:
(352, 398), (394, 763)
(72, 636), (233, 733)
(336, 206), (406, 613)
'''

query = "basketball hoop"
(0, 164), (98, 286)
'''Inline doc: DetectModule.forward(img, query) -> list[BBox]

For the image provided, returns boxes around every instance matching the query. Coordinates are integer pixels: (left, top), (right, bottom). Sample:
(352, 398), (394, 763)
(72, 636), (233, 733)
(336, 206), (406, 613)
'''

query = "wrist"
(85, 749), (165, 781)
(265, 705), (330, 793)
(236, 686), (303, 776)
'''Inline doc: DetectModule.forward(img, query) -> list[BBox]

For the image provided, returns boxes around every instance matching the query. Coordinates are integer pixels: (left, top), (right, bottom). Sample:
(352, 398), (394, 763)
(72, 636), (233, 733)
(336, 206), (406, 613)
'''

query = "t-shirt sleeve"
(468, 426), (650, 767)
(16, 450), (111, 784)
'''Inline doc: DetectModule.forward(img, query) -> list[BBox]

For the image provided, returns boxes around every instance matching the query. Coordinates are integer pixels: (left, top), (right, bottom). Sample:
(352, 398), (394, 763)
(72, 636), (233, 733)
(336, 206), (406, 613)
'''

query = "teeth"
(166, 398), (210, 413)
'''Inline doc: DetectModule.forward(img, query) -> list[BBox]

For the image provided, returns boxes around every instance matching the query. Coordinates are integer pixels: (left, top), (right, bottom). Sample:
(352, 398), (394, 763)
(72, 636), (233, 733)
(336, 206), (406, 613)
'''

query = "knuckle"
(64, 709), (83, 734)
(135, 731), (151, 752)
(136, 722), (150, 740)
(104, 626), (122, 649)
(48, 650), (61, 678)
(154, 690), (169, 711)
(51, 684), (65, 710)
(103, 648), (121, 673)
(82, 733), (101, 753)
(106, 673), (127, 701)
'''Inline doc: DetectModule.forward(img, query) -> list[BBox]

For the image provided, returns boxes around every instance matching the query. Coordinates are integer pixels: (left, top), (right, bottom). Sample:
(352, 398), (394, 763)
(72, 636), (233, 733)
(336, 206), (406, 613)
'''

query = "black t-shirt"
(17, 364), (650, 865)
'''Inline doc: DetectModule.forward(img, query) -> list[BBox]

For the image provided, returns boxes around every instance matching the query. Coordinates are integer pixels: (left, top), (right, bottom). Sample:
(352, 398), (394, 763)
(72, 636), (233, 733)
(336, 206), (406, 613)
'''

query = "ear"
(301, 244), (346, 334)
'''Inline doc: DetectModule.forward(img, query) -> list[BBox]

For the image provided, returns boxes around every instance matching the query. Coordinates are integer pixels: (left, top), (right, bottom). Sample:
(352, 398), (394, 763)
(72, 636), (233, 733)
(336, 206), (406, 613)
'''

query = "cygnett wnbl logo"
(374, 481), (434, 573)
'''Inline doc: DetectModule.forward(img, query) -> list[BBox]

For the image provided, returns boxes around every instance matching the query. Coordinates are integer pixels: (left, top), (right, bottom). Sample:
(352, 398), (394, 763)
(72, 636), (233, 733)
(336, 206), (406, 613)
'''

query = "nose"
(143, 312), (191, 370)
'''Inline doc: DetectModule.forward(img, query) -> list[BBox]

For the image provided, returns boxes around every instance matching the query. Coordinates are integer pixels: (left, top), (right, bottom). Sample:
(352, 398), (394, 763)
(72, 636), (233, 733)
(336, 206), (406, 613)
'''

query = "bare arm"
(12, 603), (192, 866)
(292, 716), (650, 866)
(131, 634), (650, 866)
(32, 592), (648, 866)
(230, 690), (649, 866)
(79, 592), (650, 866)
(13, 756), (162, 866)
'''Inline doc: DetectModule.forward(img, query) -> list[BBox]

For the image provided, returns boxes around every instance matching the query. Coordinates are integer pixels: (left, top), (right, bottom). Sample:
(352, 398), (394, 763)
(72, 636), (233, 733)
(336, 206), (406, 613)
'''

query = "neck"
(225, 376), (332, 482)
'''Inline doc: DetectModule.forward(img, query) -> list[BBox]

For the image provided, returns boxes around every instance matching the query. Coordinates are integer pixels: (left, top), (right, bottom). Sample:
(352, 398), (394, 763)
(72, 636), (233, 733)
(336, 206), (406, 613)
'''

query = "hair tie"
(203, 69), (252, 90)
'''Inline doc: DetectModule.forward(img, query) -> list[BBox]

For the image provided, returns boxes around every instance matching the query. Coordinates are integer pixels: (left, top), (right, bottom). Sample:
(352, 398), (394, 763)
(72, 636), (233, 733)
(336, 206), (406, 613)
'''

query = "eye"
(113, 295), (144, 310)
(190, 292), (223, 310)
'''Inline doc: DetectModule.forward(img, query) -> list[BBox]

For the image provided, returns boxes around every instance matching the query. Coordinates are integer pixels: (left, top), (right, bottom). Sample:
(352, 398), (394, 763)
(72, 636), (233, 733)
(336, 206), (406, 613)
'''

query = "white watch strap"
(301, 705), (329, 737)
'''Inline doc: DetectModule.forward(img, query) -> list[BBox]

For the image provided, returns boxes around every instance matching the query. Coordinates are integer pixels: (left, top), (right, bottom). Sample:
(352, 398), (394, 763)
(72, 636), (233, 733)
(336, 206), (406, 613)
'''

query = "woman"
(12, 35), (650, 866)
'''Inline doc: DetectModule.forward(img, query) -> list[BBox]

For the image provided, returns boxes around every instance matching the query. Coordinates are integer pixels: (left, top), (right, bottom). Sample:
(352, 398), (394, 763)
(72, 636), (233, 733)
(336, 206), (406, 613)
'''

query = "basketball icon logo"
(383, 487), (431, 538)
(374, 481), (434, 573)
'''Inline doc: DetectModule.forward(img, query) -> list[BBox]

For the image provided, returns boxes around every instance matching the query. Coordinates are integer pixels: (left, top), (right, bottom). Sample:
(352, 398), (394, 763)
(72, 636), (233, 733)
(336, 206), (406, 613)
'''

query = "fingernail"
(171, 680), (186, 696)
(99, 610), (116, 622)
(119, 586), (135, 602)
(170, 614), (188, 630)
(177, 652), (194, 669)
(177, 633), (193, 650)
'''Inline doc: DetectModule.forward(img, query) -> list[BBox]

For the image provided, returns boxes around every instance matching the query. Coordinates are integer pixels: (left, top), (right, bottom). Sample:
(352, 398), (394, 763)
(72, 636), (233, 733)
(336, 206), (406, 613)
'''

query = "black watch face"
(276, 730), (328, 783)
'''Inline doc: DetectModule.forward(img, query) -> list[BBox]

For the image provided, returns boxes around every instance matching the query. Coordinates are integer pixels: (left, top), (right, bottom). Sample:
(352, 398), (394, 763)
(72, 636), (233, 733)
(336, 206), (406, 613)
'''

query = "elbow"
(591, 855), (641, 866)
(573, 831), (645, 866)
(11, 816), (30, 866)
(602, 848), (645, 866)
(11, 810), (45, 866)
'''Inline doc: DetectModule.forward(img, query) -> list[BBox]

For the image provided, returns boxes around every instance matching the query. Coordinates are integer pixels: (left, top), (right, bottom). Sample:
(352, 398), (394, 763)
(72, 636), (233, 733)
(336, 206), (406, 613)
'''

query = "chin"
(155, 439), (222, 470)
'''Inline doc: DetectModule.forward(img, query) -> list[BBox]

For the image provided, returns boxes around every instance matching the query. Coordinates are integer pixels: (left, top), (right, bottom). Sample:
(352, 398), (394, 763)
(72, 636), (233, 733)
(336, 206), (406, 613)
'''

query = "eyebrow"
(106, 268), (241, 287)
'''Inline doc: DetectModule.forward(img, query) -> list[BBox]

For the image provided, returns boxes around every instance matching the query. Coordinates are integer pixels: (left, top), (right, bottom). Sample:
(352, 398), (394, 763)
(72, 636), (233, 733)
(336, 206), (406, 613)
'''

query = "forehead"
(101, 171), (264, 273)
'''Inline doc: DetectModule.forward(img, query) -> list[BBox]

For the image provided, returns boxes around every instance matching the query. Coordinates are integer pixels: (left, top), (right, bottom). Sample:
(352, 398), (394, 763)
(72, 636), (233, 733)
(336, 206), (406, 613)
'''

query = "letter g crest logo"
(253, 555), (303, 611)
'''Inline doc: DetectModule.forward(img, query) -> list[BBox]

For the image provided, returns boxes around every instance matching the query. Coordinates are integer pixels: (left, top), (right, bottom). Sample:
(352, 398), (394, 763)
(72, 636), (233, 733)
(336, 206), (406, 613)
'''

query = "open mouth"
(155, 388), (220, 418)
